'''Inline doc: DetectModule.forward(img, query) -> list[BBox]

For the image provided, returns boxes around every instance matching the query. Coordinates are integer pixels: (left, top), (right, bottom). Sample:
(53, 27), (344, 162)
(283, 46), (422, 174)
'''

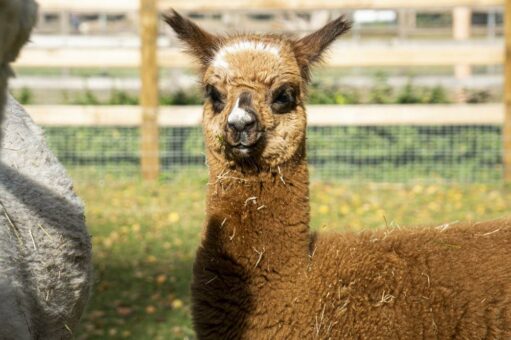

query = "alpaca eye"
(206, 85), (225, 113)
(271, 86), (297, 114)
(275, 92), (290, 105)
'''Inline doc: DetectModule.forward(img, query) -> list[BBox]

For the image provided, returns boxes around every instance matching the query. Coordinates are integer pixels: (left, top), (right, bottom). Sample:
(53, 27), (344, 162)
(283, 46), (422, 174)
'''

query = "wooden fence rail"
(14, 44), (504, 68)
(37, 0), (504, 12)
(26, 104), (503, 127)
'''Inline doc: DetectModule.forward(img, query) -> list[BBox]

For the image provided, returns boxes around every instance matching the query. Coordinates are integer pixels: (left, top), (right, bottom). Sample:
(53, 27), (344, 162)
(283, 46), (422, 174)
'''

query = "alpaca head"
(164, 11), (350, 170)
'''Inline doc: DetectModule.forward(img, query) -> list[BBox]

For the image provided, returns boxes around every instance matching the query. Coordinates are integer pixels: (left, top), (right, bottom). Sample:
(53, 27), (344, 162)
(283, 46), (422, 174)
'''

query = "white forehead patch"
(213, 40), (280, 70)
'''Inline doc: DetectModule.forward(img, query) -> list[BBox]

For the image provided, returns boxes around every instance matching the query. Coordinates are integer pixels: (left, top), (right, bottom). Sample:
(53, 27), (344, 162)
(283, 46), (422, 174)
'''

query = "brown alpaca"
(164, 11), (511, 339)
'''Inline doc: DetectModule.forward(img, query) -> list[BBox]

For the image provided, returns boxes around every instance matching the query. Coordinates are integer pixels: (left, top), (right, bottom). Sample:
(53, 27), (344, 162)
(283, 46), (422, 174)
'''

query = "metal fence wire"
(42, 125), (503, 183)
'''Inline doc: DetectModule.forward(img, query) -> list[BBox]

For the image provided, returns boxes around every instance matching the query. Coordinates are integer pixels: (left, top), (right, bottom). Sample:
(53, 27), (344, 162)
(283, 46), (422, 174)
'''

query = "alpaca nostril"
(227, 112), (256, 132)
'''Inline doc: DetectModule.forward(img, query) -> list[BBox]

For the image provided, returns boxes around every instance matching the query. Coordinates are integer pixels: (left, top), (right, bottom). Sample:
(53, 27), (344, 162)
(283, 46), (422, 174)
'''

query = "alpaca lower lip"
(225, 131), (264, 156)
(235, 144), (251, 149)
(229, 143), (257, 157)
(233, 145), (253, 153)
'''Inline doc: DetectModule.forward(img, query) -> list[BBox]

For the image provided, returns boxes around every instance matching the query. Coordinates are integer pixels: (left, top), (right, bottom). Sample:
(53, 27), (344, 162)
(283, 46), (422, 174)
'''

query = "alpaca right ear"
(163, 9), (221, 67)
(293, 15), (351, 81)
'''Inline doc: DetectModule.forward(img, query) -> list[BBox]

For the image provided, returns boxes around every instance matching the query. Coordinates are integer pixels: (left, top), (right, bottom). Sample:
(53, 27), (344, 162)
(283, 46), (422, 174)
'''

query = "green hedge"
(43, 125), (502, 182)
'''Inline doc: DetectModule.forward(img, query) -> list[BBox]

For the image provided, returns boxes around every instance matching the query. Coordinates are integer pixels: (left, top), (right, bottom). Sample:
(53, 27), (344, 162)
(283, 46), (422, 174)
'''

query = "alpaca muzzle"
(225, 115), (262, 157)
(225, 91), (263, 158)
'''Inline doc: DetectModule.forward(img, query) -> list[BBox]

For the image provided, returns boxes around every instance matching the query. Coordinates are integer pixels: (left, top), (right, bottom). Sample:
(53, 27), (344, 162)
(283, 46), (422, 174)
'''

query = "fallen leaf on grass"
(156, 274), (167, 285)
(116, 306), (133, 317)
(145, 305), (157, 314)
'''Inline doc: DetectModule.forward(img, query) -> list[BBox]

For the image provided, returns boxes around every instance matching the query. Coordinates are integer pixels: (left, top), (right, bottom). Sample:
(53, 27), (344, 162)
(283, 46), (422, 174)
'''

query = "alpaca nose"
(227, 110), (256, 132)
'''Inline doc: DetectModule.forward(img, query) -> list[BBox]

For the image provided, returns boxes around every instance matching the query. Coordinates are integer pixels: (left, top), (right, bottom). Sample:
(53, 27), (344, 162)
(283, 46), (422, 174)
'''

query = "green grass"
(74, 171), (511, 339)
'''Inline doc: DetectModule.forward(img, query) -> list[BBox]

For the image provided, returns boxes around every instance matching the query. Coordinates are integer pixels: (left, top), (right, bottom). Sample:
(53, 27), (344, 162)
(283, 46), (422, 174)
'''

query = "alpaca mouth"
(225, 130), (264, 159)
(229, 142), (259, 157)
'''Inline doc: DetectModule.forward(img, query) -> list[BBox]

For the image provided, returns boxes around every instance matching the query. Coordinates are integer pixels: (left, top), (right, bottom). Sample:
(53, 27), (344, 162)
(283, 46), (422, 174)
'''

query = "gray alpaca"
(1, 1), (92, 338)
(0, 97), (92, 339)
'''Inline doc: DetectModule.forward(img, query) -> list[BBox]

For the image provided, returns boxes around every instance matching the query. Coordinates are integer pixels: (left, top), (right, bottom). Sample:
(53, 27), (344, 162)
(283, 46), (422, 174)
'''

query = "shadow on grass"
(77, 254), (196, 339)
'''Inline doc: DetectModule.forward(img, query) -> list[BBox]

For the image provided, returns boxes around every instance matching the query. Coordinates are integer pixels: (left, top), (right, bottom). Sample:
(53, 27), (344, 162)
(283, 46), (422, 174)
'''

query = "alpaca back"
(307, 221), (511, 338)
(0, 96), (92, 339)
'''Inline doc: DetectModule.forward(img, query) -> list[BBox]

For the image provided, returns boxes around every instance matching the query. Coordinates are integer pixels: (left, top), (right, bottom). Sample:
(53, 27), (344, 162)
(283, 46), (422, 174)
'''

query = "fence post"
(60, 11), (70, 34)
(139, 0), (160, 180)
(398, 10), (416, 40)
(453, 6), (471, 103)
(505, 0), (511, 182)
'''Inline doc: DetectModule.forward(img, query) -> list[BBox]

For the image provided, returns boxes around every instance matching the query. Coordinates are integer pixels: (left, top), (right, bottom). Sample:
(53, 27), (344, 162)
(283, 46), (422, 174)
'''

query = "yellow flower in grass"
(168, 212), (180, 224)
(412, 185), (423, 194)
(339, 204), (350, 216)
(131, 223), (141, 233)
(146, 255), (157, 264)
(319, 205), (329, 214)
(427, 202), (440, 212)
(476, 206), (486, 215)
(172, 299), (184, 309)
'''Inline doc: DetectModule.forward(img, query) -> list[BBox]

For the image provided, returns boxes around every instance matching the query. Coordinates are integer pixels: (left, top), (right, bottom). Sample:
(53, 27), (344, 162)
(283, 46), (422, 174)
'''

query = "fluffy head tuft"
(213, 40), (281, 70)
(163, 9), (351, 80)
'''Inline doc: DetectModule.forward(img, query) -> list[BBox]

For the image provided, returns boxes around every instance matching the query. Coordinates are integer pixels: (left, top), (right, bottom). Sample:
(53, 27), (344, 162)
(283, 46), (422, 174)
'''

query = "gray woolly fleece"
(0, 96), (92, 339)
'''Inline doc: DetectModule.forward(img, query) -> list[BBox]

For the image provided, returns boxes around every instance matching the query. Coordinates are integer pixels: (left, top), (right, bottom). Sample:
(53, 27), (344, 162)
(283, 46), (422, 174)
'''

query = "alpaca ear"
(163, 9), (221, 67)
(293, 15), (351, 81)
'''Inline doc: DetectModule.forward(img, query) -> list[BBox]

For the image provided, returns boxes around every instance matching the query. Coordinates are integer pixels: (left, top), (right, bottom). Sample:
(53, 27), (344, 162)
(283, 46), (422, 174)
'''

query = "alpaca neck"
(202, 147), (311, 275)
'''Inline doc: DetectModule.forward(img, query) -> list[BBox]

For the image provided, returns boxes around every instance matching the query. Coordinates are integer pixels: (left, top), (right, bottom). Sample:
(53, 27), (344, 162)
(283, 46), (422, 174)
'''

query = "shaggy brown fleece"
(164, 10), (511, 339)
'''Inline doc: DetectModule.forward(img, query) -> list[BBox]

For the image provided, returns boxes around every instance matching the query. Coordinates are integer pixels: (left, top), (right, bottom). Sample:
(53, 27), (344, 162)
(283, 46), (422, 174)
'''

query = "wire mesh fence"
(43, 124), (503, 183)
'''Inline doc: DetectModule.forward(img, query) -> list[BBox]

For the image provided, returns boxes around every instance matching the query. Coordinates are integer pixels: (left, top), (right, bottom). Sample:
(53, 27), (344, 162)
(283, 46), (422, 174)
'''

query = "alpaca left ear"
(163, 9), (221, 67)
(293, 15), (351, 81)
